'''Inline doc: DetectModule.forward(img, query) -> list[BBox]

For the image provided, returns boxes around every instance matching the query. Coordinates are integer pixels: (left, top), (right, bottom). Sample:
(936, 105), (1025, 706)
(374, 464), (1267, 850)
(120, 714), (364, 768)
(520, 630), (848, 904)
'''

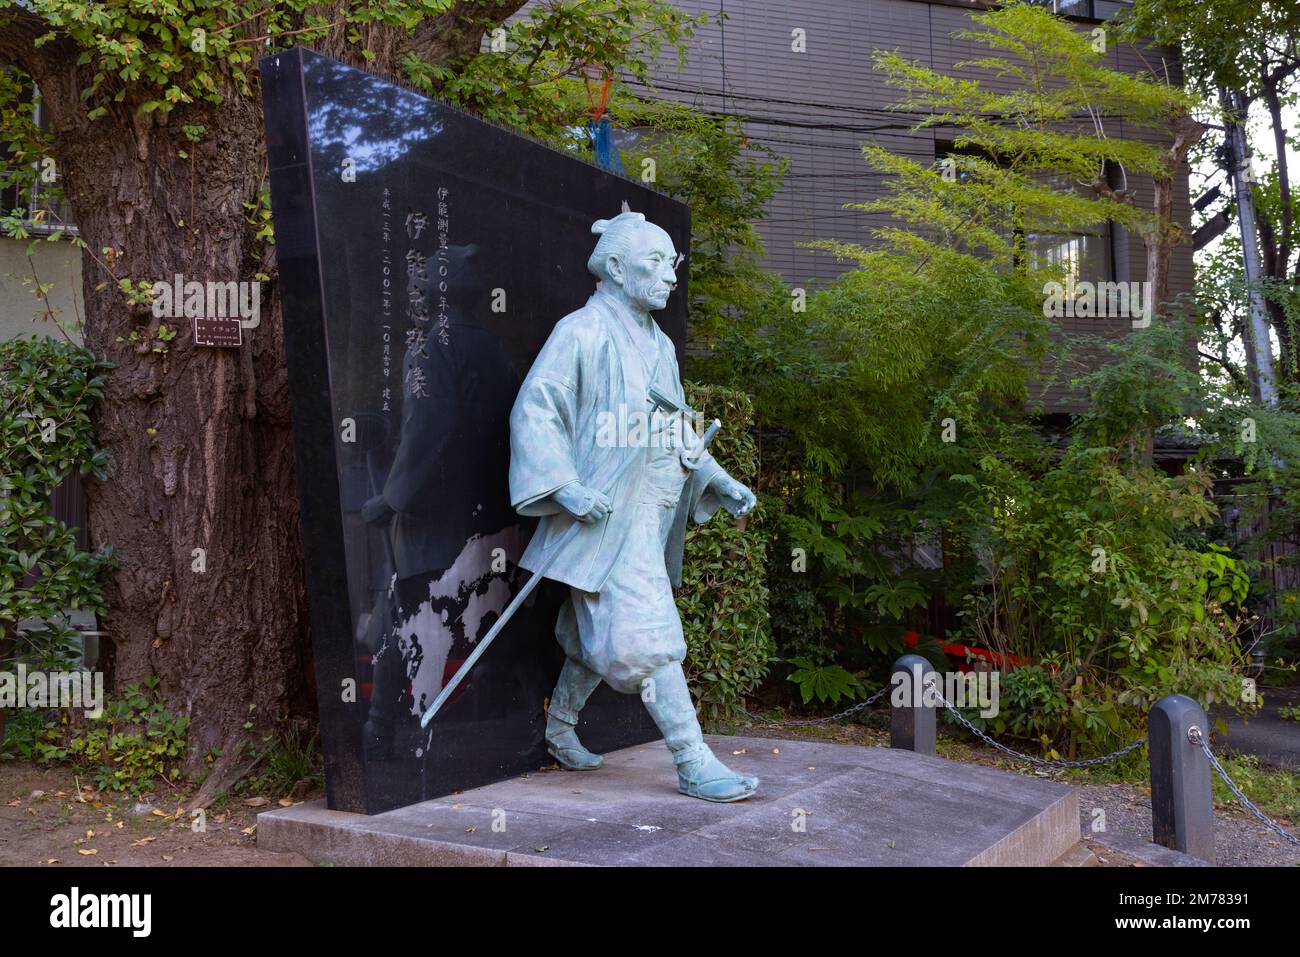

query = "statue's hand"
(553, 482), (614, 524)
(711, 474), (756, 518)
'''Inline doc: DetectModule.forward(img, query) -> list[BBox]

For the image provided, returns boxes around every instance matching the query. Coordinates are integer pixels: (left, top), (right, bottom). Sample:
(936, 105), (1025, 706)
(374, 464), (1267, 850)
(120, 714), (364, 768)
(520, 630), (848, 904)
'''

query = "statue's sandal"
(546, 734), (604, 770)
(676, 750), (759, 803)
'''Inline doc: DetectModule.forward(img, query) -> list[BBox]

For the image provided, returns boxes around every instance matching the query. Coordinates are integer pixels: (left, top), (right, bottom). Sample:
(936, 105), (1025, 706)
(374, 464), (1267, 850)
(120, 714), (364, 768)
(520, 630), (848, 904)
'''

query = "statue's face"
(610, 225), (678, 311)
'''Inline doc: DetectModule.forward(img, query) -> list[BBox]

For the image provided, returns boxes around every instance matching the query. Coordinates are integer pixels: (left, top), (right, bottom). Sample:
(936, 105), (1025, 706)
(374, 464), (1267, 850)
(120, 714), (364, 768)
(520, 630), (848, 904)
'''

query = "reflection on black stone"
(358, 244), (519, 761)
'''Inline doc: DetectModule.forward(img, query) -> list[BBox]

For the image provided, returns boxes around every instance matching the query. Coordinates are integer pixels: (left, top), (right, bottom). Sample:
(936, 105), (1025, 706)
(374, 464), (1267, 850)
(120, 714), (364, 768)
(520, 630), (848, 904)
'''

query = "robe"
(508, 291), (730, 688)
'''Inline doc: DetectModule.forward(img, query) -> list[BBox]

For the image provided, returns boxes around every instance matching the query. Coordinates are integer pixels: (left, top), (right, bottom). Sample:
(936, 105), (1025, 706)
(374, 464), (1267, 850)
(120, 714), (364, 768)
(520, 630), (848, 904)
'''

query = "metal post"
(1149, 695), (1216, 863)
(890, 654), (936, 755)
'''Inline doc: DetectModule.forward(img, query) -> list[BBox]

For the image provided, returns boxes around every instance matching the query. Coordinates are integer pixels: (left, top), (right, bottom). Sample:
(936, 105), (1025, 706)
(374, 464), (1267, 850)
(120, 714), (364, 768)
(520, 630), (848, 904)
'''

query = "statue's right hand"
(553, 483), (613, 524)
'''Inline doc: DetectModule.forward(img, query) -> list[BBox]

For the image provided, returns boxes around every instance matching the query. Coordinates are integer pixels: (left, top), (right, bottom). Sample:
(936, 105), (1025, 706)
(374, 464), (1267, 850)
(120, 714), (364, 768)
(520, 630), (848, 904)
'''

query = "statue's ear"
(605, 253), (625, 285)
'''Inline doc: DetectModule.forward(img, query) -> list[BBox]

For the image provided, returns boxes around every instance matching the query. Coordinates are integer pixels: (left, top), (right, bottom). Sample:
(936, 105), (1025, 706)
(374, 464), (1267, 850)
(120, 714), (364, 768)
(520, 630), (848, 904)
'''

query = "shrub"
(678, 383), (773, 726)
(0, 336), (112, 748)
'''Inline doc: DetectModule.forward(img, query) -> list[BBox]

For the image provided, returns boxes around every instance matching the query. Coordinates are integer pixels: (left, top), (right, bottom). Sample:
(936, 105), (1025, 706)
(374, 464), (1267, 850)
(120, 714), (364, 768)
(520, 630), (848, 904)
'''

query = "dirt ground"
(0, 761), (317, 867)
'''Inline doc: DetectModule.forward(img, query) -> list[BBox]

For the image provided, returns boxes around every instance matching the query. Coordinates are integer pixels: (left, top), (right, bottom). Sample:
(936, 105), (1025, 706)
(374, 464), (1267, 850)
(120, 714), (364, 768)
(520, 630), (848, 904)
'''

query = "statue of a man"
(509, 210), (759, 802)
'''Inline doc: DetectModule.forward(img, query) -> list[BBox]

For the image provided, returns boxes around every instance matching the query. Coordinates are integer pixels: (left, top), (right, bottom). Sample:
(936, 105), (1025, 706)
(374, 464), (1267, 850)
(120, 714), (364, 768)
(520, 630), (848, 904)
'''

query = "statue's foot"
(676, 746), (759, 803)
(545, 724), (603, 770)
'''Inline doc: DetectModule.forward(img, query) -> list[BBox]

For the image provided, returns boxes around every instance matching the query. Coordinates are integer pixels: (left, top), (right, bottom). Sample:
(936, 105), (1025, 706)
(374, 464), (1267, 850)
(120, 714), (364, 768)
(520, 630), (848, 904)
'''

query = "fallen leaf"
(5, 800), (20, 807)
(115, 821), (124, 830)
(46, 859), (59, 865)
(533, 845), (549, 853)
(131, 837), (156, 847)
(243, 797), (270, 807)
(77, 848), (98, 856)
(150, 809), (169, 818)
(466, 826), (477, 833)
(241, 825), (256, 836)
(85, 829), (95, 839)
(277, 799), (294, 807)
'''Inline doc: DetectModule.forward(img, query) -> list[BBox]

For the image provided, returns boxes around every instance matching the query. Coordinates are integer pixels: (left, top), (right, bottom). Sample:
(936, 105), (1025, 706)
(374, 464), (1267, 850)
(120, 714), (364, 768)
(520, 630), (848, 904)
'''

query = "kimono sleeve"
(509, 328), (584, 517)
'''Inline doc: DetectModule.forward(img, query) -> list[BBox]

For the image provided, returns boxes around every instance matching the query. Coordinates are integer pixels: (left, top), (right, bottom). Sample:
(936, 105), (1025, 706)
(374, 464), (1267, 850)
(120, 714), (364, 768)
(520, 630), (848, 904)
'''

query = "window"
(936, 144), (1118, 282)
(1, 86), (75, 235)
(1031, 0), (1134, 19)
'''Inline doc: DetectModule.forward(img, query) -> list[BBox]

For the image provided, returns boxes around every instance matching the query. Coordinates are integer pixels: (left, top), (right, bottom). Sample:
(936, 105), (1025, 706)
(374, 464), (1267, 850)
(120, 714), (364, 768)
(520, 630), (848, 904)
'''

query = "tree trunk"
(1146, 110), (1205, 316)
(36, 73), (313, 794)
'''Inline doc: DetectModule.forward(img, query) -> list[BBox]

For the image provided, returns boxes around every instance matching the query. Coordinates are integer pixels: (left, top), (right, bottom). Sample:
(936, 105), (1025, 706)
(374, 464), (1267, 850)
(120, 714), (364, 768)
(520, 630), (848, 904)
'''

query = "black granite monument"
(261, 48), (687, 814)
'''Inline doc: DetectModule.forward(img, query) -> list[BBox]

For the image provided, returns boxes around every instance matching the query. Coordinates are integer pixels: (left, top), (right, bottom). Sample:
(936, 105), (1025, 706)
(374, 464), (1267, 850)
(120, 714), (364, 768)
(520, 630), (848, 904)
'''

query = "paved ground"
(1213, 687), (1300, 771)
(260, 734), (1080, 866)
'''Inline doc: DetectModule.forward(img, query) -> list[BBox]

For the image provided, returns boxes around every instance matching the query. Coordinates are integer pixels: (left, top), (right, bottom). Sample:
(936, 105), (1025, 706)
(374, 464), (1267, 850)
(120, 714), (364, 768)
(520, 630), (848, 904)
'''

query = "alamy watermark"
(151, 273), (261, 329)
(0, 664), (104, 718)
(595, 404), (696, 449)
(1042, 278), (1151, 328)
(890, 663), (1000, 718)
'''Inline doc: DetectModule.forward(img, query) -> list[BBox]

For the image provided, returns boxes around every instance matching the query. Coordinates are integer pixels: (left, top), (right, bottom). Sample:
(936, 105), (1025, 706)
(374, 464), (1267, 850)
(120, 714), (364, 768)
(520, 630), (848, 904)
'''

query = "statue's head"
(587, 211), (678, 312)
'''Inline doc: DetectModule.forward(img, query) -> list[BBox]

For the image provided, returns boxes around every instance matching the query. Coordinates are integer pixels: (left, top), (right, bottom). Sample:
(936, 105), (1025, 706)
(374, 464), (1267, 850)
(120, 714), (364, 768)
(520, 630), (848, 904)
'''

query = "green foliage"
(783, 656), (866, 706)
(243, 724), (323, 797)
(0, 337), (112, 679)
(678, 383), (773, 726)
(36, 678), (190, 796)
(944, 329), (1259, 754)
(683, 2), (1253, 755)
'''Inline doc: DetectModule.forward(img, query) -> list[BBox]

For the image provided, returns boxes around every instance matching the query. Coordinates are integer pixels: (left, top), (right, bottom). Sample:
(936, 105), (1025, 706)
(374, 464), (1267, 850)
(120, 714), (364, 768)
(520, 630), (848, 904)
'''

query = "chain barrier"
(931, 688), (1149, 769)
(1188, 728), (1300, 850)
(742, 683), (891, 727)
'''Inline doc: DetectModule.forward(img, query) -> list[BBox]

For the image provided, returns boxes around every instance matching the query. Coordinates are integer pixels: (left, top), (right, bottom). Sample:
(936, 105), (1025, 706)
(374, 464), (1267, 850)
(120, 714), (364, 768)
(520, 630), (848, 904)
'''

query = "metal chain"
(1189, 728), (1300, 850)
(743, 683), (891, 727)
(933, 688), (1149, 769)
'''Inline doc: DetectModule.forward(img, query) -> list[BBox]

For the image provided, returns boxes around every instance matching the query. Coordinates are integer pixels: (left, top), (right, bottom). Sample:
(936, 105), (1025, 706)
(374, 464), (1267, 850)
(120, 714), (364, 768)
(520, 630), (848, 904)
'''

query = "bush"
(0, 336), (112, 748)
(678, 383), (773, 726)
(36, 678), (190, 796)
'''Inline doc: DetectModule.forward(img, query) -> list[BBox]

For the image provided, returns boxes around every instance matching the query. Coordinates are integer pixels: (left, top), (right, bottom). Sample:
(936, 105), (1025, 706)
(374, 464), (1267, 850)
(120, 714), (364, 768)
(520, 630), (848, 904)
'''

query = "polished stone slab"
(259, 735), (1080, 866)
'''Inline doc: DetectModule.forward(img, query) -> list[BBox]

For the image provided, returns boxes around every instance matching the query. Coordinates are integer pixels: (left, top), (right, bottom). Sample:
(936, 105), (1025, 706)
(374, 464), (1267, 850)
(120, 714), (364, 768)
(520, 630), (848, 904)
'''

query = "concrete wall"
(0, 232), (83, 343)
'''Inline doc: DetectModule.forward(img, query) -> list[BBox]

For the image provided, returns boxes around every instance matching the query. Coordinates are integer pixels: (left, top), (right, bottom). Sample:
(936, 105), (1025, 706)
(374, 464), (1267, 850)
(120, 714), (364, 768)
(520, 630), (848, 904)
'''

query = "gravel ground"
(727, 718), (1300, 867)
(1073, 779), (1300, 867)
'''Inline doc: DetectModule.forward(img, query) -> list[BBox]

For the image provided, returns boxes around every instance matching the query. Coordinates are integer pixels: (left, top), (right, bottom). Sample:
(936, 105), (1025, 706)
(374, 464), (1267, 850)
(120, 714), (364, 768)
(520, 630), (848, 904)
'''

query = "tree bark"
(1146, 110), (1204, 315)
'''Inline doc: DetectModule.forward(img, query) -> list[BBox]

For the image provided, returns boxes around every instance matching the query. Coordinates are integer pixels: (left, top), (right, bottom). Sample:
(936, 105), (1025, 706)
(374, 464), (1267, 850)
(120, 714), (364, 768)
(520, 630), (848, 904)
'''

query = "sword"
(419, 408), (722, 727)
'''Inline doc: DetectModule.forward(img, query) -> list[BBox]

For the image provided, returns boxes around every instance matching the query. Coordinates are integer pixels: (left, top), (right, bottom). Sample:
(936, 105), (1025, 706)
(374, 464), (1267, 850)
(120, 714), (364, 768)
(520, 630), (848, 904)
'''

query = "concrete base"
(259, 735), (1080, 866)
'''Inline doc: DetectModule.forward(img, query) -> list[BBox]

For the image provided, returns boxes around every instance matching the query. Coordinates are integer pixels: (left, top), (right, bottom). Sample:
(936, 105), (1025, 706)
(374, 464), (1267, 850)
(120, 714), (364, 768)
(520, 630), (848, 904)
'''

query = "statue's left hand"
(711, 474), (756, 518)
